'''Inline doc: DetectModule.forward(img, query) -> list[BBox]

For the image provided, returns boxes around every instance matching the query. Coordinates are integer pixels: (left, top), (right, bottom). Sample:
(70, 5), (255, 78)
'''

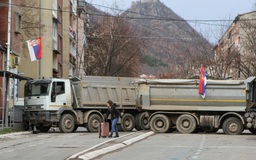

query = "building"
(0, 0), (26, 127)
(0, 0), (87, 128)
(214, 11), (256, 80)
(19, 0), (86, 80)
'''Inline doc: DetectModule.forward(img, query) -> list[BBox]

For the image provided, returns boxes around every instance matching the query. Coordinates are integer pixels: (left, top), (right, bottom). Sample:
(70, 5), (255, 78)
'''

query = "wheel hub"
(156, 120), (164, 128)
(92, 120), (99, 128)
(229, 123), (238, 132)
(65, 119), (72, 129)
(182, 120), (190, 128)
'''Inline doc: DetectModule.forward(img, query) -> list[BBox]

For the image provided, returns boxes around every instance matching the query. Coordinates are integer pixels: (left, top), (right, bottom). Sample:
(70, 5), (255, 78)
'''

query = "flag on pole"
(26, 37), (42, 61)
(199, 65), (207, 98)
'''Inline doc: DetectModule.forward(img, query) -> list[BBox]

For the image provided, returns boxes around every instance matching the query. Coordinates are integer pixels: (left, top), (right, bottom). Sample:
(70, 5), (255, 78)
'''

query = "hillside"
(121, 0), (213, 76)
(89, 0), (214, 77)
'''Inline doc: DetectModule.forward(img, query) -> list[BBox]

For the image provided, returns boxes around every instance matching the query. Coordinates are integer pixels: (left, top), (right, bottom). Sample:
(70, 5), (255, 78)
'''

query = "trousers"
(110, 118), (118, 135)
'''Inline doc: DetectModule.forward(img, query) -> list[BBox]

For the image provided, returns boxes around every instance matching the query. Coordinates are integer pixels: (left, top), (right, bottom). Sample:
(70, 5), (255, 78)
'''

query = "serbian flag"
(199, 65), (207, 98)
(26, 37), (42, 61)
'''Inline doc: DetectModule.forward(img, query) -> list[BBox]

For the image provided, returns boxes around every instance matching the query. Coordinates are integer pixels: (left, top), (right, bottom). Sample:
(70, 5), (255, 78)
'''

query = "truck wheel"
(150, 114), (170, 133)
(135, 112), (149, 131)
(87, 114), (101, 132)
(176, 114), (197, 134)
(222, 117), (243, 135)
(59, 114), (75, 133)
(121, 113), (135, 132)
(135, 114), (142, 131)
(139, 112), (150, 130)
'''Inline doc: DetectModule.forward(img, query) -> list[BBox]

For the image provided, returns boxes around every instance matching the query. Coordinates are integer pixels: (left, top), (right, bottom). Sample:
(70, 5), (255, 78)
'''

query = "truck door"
(51, 81), (69, 107)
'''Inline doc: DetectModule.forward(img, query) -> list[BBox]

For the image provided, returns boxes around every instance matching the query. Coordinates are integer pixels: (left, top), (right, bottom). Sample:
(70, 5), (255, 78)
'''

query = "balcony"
(69, 26), (76, 42)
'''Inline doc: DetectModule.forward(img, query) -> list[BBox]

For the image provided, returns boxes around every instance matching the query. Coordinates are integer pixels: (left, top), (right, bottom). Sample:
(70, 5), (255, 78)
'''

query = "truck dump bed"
(135, 79), (246, 112)
(72, 76), (139, 109)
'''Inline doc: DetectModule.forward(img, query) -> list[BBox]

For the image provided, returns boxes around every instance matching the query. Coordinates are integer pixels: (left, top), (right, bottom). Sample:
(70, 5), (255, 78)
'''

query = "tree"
(85, 16), (143, 77)
(236, 18), (256, 78)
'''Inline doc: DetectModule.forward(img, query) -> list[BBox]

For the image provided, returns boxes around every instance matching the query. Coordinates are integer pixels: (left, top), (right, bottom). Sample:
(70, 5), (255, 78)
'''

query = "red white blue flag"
(26, 37), (42, 61)
(199, 65), (207, 98)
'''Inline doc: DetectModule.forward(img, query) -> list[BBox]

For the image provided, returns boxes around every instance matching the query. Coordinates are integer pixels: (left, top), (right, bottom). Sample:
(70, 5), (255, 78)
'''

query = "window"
(52, 21), (58, 50)
(52, 0), (57, 18)
(55, 82), (65, 95)
(14, 12), (21, 34)
(51, 81), (65, 102)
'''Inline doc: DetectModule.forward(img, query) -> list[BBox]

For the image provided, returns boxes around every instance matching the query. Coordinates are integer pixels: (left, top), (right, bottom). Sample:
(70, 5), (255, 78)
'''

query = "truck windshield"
(25, 82), (50, 96)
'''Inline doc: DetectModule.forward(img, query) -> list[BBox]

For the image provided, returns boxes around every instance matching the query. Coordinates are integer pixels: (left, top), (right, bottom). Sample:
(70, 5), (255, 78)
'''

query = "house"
(214, 11), (256, 80)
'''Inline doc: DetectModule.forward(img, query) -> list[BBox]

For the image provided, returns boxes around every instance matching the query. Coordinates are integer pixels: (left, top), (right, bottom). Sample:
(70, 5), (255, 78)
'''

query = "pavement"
(66, 131), (155, 160)
(0, 131), (30, 138)
(0, 130), (155, 160)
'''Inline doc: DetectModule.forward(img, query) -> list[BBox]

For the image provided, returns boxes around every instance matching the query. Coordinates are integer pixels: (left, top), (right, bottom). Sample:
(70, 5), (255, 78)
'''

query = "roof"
(0, 70), (33, 80)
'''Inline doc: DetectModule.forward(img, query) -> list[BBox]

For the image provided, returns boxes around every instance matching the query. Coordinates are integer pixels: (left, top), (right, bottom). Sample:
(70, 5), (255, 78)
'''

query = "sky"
(89, 0), (256, 43)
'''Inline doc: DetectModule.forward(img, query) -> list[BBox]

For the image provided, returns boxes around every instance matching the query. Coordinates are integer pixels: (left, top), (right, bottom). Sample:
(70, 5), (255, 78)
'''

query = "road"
(0, 129), (256, 160)
(0, 128), (105, 160)
(0, 128), (149, 160)
(101, 130), (256, 160)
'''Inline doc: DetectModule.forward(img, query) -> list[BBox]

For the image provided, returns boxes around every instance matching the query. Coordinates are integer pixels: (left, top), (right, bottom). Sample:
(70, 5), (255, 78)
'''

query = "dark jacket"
(106, 104), (120, 120)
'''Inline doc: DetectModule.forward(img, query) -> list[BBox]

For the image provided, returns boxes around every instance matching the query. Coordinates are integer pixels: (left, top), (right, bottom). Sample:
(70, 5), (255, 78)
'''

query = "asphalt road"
(0, 129), (255, 160)
(100, 130), (256, 160)
(0, 128), (152, 160)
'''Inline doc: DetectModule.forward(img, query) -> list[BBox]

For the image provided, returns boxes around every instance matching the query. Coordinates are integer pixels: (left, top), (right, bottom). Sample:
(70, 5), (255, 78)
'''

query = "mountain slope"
(122, 0), (213, 76)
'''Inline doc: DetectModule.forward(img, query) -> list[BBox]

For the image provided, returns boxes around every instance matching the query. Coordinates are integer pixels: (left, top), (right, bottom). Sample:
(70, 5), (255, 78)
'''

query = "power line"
(90, 3), (236, 22)
(0, 1), (248, 23)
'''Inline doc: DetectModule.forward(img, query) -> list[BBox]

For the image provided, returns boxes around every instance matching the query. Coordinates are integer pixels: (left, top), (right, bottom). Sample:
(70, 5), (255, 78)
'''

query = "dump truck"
(135, 78), (246, 135)
(23, 76), (139, 133)
(23, 76), (249, 135)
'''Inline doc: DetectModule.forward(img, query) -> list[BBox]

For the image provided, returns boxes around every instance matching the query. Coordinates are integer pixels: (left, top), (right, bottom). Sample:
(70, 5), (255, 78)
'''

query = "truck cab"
(24, 78), (73, 111)
(23, 78), (75, 132)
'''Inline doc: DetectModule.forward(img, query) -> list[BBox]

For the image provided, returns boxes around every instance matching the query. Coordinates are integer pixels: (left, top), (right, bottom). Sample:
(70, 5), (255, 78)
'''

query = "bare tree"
(85, 16), (143, 77)
(236, 19), (256, 78)
(20, 0), (42, 38)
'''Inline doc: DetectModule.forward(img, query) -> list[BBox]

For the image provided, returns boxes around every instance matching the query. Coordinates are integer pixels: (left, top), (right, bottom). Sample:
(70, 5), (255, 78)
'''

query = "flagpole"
(39, 0), (42, 78)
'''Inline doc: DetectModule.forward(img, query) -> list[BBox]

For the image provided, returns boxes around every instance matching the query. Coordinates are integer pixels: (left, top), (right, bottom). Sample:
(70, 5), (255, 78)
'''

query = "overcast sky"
(89, 0), (256, 43)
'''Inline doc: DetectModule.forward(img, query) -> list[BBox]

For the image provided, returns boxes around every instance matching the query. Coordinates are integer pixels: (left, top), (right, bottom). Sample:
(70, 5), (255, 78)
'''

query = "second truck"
(23, 76), (256, 135)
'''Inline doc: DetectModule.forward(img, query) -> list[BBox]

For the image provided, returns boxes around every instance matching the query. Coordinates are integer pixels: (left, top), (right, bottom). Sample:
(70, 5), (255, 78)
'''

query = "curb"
(78, 131), (154, 160)
(0, 131), (30, 138)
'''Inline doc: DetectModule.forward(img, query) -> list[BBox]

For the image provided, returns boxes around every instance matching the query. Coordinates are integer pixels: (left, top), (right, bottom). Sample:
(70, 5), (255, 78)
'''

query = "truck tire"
(138, 112), (150, 130)
(135, 114), (142, 131)
(222, 117), (243, 135)
(121, 113), (135, 132)
(176, 114), (197, 134)
(150, 114), (170, 133)
(135, 112), (149, 131)
(59, 114), (75, 133)
(87, 114), (101, 132)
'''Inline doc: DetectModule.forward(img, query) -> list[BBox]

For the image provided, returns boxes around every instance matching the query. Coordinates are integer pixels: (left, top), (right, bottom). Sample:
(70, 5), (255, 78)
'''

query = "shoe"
(108, 134), (112, 138)
(114, 135), (119, 138)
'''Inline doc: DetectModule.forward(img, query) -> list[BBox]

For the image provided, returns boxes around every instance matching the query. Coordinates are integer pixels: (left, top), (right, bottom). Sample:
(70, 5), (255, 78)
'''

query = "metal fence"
(0, 105), (24, 130)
